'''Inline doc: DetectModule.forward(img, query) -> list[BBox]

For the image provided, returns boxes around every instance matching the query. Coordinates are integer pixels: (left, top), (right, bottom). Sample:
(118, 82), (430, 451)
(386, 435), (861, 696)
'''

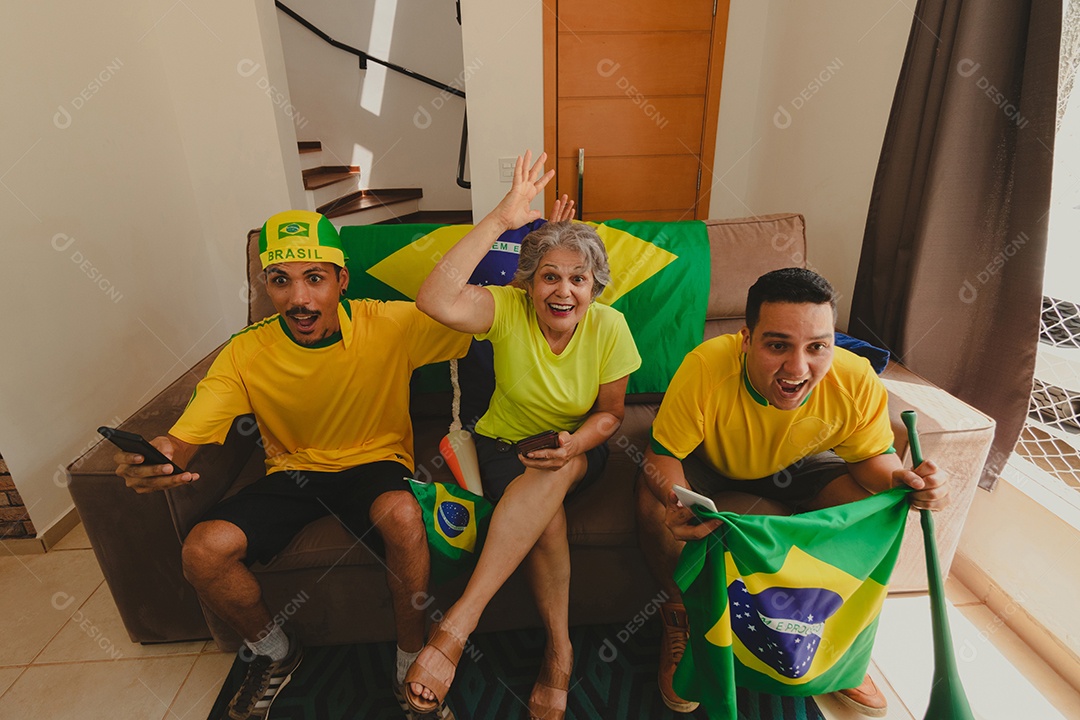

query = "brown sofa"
(67, 213), (996, 650)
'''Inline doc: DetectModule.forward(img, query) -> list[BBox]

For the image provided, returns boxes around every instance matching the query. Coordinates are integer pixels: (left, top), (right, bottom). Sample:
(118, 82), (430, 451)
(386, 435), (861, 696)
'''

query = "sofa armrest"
(882, 361), (996, 592)
(166, 414), (263, 538)
(67, 347), (231, 643)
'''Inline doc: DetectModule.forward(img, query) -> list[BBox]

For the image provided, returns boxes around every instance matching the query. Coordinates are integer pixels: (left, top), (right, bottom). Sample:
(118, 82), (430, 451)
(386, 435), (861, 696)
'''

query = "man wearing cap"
(114, 211), (470, 720)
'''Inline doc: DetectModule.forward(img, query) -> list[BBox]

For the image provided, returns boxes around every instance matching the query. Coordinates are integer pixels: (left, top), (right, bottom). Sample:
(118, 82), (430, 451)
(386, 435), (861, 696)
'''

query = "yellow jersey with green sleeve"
(169, 299), (470, 475)
(473, 285), (641, 441)
(650, 333), (894, 480)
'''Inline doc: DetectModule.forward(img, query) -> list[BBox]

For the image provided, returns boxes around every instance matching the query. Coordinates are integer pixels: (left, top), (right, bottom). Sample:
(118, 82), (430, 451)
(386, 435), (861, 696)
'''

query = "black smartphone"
(97, 426), (185, 475)
(515, 429), (560, 455)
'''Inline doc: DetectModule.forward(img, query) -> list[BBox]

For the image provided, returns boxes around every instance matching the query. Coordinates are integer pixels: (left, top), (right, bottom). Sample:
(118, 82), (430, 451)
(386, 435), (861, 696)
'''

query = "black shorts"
(198, 461), (414, 566)
(473, 434), (609, 504)
(683, 451), (849, 512)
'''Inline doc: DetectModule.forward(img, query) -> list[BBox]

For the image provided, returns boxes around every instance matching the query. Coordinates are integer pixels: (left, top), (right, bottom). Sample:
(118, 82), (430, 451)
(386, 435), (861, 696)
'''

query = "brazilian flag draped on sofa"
(673, 487), (910, 719)
(339, 219), (710, 394)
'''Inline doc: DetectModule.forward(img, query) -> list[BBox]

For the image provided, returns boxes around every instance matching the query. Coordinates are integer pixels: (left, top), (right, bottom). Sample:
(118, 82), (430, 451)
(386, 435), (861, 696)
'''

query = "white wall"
(459, 0), (545, 219)
(0, 0), (298, 534)
(277, 0), (472, 211)
(709, 0), (914, 327)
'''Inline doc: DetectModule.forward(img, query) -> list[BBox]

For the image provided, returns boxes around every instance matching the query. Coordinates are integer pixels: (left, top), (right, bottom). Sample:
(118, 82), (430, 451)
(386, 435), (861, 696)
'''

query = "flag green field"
(673, 487), (910, 719)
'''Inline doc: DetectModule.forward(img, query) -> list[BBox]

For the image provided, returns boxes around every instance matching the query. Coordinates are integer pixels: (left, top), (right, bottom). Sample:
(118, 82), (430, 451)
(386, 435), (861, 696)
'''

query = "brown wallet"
(515, 430), (560, 454)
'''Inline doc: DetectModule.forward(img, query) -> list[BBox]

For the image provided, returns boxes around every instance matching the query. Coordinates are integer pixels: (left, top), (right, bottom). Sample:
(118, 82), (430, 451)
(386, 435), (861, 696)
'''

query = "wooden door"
(544, 0), (730, 221)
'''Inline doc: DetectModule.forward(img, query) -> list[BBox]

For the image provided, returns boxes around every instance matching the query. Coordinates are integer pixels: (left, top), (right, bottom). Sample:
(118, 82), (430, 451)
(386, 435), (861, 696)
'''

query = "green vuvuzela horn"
(901, 410), (975, 720)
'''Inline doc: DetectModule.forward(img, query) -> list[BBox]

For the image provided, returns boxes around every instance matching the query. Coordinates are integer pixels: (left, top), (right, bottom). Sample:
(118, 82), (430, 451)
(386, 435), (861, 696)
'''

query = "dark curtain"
(851, 0), (1061, 490)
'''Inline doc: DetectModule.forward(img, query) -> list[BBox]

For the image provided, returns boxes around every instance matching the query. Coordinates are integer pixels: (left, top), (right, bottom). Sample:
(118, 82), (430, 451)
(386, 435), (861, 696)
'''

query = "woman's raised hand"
(550, 194), (575, 223)
(491, 150), (555, 230)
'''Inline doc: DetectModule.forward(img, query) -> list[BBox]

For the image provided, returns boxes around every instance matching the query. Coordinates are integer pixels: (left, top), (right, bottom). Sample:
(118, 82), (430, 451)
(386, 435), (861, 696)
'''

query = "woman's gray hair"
(512, 221), (611, 300)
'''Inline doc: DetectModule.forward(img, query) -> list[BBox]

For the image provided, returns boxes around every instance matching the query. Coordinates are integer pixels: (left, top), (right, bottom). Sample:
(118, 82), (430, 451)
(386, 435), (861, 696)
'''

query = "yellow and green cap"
(259, 210), (347, 269)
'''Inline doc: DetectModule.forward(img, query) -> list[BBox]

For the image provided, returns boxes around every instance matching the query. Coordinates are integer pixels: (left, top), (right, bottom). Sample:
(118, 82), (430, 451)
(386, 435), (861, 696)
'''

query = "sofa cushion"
(703, 213), (806, 321)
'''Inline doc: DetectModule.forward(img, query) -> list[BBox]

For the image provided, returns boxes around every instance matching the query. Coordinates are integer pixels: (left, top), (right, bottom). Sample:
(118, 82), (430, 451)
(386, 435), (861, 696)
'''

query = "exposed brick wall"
(0, 455), (35, 539)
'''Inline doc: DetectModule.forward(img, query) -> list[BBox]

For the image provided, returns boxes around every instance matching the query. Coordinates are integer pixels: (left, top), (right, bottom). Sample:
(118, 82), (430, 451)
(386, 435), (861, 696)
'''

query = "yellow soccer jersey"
(474, 285), (641, 440)
(170, 299), (470, 474)
(651, 333), (894, 480)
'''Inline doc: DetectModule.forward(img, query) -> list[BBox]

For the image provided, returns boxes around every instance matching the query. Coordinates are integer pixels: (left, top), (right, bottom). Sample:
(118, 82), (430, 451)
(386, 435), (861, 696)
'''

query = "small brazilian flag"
(674, 487), (910, 719)
(339, 220), (709, 394)
(409, 480), (493, 584)
(278, 221), (309, 237)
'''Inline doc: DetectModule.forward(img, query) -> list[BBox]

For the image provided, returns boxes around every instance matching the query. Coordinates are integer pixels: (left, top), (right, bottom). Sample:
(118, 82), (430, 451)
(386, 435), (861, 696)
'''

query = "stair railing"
(276, 1), (471, 189)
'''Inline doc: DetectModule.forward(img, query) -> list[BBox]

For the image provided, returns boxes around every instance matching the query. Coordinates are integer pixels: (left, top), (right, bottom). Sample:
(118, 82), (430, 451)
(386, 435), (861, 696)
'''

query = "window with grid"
(1011, 4), (1080, 503)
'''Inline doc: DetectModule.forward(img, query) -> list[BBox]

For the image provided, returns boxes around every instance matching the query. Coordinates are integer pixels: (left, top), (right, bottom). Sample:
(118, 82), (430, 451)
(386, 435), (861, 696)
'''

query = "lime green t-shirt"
(474, 285), (641, 441)
(170, 299), (471, 474)
(651, 333), (894, 479)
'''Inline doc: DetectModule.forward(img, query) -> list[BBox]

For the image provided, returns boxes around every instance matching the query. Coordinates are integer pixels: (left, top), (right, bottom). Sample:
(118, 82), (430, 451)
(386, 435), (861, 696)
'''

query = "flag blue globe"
(729, 579), (842, 679)
(437, 501), (471, 539)
(467, 219), (545, 287)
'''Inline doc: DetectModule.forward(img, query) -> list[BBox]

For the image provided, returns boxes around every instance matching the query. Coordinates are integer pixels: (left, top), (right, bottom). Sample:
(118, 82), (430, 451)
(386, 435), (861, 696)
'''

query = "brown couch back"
(701, 213), (807, 338)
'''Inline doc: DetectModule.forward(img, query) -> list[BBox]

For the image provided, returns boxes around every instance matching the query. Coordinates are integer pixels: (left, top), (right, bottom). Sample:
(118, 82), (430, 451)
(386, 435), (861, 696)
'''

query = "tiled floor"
(0, 523), (231, 720)
(1, 523), (1079, 719)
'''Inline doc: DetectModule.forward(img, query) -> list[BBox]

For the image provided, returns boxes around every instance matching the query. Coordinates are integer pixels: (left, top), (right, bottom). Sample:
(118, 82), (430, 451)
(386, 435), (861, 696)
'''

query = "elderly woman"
(405, 151), (641, 719)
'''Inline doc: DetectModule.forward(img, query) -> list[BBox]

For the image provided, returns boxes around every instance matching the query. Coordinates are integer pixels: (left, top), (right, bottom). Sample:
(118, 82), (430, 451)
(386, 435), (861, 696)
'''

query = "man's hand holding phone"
(665, 484), (722, 541)
(106, 429), (200, 493)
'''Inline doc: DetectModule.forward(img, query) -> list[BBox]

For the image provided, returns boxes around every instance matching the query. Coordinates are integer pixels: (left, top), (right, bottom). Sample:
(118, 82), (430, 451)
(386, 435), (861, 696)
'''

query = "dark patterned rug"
(207, 619), (825, 719)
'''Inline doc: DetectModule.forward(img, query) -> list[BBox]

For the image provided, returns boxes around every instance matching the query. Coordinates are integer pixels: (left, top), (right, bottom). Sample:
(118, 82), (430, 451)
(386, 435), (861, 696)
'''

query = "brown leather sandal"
(403, 625), (466, 714)
(528, 645), (572, 720)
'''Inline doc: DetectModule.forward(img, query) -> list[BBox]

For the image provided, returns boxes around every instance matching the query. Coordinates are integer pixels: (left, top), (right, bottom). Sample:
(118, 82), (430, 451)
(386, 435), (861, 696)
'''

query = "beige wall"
(0, 0), (298, 534)
(277, 0), (472, 211)
(460, 0), (545, 220)
(709, 1), (914, 327)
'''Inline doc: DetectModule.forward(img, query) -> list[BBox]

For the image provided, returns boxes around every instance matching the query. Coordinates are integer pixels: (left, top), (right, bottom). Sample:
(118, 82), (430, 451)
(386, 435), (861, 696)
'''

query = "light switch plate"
(498, 157), (516, 182)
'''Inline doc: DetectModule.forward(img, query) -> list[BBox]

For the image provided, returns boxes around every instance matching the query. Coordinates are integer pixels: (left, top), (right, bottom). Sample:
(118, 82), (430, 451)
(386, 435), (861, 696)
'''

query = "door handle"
(576, 148), (584, 220)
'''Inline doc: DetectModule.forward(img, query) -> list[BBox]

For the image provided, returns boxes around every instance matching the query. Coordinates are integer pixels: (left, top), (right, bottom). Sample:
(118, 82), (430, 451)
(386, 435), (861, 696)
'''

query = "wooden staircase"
(298, 141), (424, 225)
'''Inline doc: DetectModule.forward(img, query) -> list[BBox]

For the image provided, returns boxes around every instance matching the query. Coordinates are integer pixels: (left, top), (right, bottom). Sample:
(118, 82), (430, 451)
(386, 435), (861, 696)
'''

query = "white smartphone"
(672, 484), (718, 513)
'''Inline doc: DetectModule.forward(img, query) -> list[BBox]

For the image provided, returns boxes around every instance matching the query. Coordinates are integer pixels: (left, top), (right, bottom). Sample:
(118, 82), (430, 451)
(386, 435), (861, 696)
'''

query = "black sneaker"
(227, 630), (303, 720)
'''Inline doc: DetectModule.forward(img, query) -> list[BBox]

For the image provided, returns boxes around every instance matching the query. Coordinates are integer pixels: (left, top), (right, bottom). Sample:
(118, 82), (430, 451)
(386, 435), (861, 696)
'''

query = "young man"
(636, 268), (948, 717)
(114, 211), (470, 720)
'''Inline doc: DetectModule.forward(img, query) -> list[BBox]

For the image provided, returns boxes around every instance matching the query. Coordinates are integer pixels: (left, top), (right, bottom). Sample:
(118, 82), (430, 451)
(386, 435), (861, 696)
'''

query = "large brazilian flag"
(339, 220), (710, 394)
(674, 487), (910, 719)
